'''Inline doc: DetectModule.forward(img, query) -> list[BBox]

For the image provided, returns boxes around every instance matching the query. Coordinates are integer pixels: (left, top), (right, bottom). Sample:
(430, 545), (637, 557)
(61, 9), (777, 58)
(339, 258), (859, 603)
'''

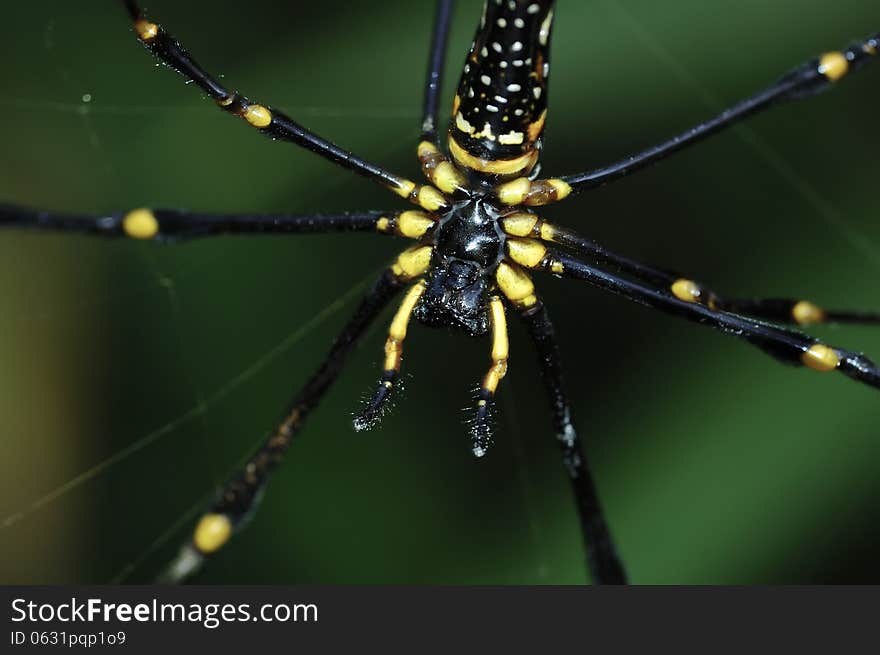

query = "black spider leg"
(161, 269), (405, 583)
(120, 1), (448, 210)
(421, 0), (454, 144)
(555, 33), (879, 194)
(537, 220), (880, 327)
(0, 204), (402, 241)
(518, 299), (628, 584)
(417, 0), (468, 196)
(534, 250), (880, 390)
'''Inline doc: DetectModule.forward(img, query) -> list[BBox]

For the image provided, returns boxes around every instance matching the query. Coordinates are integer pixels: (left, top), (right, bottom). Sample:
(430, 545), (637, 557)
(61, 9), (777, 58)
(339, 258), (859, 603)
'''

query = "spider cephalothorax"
(1, 0), (877, 586)
(416, 198), (507, 336)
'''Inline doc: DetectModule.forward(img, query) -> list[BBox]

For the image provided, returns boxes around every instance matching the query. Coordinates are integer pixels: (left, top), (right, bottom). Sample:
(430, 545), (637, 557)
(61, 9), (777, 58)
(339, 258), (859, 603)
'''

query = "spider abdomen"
(447, 0), (555, 180)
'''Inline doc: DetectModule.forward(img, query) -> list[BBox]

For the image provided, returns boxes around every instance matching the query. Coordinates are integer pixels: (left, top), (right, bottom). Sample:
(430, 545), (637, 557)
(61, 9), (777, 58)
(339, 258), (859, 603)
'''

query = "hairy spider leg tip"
(353, 374), (396, 432)
(469, 390), (496, 458)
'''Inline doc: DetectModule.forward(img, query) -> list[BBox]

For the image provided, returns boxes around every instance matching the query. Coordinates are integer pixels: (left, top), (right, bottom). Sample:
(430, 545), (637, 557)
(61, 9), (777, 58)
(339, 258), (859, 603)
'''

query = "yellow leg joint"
(495, 178), (572, 206)
(791, 300), (826, 326)
(384, 281), (425, 372)
(496, 261), (537, 308)
(134, 19), (159, 41)
(525, 179), (572, 205)
(819, 51), (849, 82)
(501, 212), (539, 237)
(802, 343), (840, 372)
(391, 179), (417, 200)
(418, 141), (466, 195)
(389, 282), (425, 342)
(392, 245), (433, 280)
(243, 104), (273, 128)
(671, 279), (701, 303)
(122, 208), (159, 240)
(506, 238), (547, 269)
(496, 177), (532, 205)
(396, 211), (436, 239)
(539, 221), (558, 241)
(416, 185), (448, 212)
(193, 513), (232, 554)
(483, 297), (509, 394)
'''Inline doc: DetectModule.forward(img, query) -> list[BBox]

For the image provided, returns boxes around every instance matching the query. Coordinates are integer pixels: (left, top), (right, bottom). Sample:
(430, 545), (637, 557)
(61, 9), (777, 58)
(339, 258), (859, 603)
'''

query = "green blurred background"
(0, 0), (878, 584)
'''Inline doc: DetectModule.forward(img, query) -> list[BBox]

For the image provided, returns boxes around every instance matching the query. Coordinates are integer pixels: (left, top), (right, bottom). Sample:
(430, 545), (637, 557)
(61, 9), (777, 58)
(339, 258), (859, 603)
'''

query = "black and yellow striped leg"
(519, 300), (628, 584)
(500, 32), (879, 204)
(119, 1), (449, 212)
(352, 244), (433, 431)
(0, 204), (411, 241)
(0, 204), (440, 243)
(161, 268), (405, 583)
(535, 250), (880, 391)
(709, 298), (880, 327)
(353, 280), (427, 432)
(501, 213), (880, 327)
(470, 297), (509, 457)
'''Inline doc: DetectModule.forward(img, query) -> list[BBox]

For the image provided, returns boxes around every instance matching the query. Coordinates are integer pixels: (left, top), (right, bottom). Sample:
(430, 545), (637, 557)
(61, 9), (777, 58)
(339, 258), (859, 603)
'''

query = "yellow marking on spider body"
(392, 245), (433, 280)
(671, 279), (701, 303)
(496, 177), (532, 205)
(472, 122), (497, 142)
(455, 112), (475, 135)
(134, 19), (159, 41)
(550, 261), (565, 275)
(384, 281), (426, 371)
(193, 513), (232, 554)
(501, 212), (539, 237)
(482, 297), (509, 394)
(496, 261), (537, 307)
(376, 217), (391, 233)
(802, 343), (840, 372)
(217, 95), (236, 107)
(865, 43), (877, 56)
(122, 208), (159, 240)
(499, 131), (525, 145)
(244, 104), (273, 128)
(506, 238), (547, 269)
(397, 211), (435, 239)
(819, 51), (849, 82)
(448, 136), (538, 177)
(526, 109), (548, 143)
(452, 94), (462, 116)
(792, 300), (826, 326)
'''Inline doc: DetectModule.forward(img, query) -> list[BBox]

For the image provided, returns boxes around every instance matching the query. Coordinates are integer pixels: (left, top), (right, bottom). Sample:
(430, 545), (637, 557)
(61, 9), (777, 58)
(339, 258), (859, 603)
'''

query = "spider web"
(1, 0), (879, 585)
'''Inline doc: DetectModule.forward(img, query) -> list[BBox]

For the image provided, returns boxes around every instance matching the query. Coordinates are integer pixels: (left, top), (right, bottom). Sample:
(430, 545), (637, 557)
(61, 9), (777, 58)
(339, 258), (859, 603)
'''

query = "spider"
(1, 0), (878, 584)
